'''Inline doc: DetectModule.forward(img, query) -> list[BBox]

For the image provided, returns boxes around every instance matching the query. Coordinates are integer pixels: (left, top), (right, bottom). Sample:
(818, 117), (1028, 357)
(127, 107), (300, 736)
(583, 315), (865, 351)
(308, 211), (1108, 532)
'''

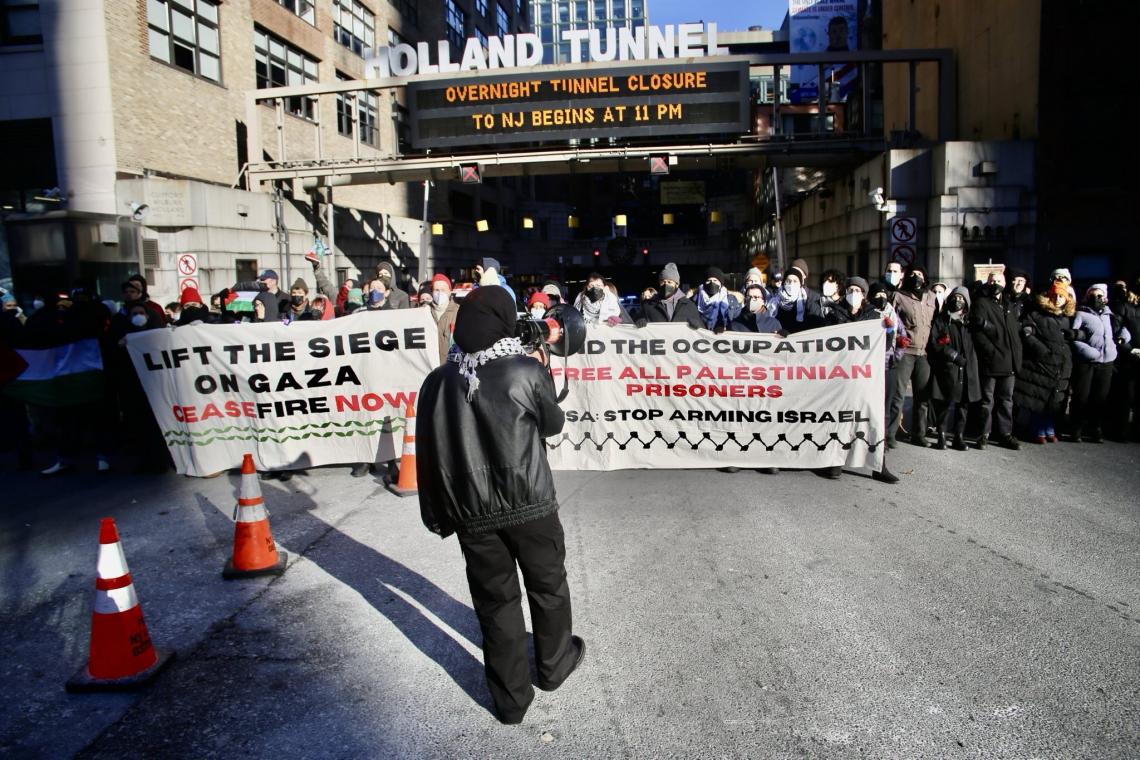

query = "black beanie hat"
(704, 266), (726, 284)
(453, 285), (517, 353)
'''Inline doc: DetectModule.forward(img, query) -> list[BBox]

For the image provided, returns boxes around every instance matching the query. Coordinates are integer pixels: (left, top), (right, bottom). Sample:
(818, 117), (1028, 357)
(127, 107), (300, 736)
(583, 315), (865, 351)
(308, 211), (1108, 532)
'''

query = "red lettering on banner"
(336, 395), (360, 412)
(852, 364), (872, 378)
(383, 392), (416, 409)
(173, 406), (185, 422)
(619, 367), (636, 379)
(362, 394), (383, 411)
(677, 366), (692, 378)
(200, 403), (223, 420)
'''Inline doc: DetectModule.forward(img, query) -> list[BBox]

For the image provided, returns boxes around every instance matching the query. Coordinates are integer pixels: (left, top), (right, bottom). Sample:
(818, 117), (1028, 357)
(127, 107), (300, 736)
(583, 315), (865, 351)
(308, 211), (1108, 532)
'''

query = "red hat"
(180, 287), (203, 306)
(528, 291), (550, 308)
(431, 273), (452, 291)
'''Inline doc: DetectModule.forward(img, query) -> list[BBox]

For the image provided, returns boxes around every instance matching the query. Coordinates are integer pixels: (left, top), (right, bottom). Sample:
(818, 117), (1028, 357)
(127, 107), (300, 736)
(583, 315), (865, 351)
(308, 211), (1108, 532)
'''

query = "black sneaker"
(997, 435), (1021, 451)
(872, 467), (899, 484)
(976, 436), (988, 450)
(933, 433), (947, 450)
(351, 463), (373, 478)
(718, 467), (741, 473)
(910, 433), (930, 448)
(951, 436), (968, 451)
(538, 635), (586, 692)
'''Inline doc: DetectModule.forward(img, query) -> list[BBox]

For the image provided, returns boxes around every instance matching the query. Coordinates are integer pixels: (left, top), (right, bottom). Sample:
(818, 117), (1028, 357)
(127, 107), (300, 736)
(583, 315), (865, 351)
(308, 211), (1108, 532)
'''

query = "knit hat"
(180, 287), (203, 306)
(744, 282), (766, 298)
(542, 281), (564, 298)
(418, 283), (433, 299)
(346, 287), (363, 304)
(868, 282), (889, 299)
(453, 285), (517, 353)
(126, 274), (148, 294)
(528, 291), (550, 308)
(704, 266), (726, 284)
(846, 276), (870, 295)
(431, 273), (452, 291)
(1051, 268), (1072, 282)
(789, 258), (809, 283)
(478, 257), (501, 273)
(1, 293), (15, 305)
(587, 271), (606, 284)
(1086, 283), (1107, 299)
(659, 262), (681, 284)
(291, 278), (309, 294)
(745, 267), (763, 281)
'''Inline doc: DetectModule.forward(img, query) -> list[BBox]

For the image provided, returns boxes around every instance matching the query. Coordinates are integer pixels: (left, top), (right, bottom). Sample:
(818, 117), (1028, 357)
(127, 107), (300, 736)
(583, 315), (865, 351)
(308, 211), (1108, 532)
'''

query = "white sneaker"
(97, 460), (111, 473)
(41, 462), (73, 477)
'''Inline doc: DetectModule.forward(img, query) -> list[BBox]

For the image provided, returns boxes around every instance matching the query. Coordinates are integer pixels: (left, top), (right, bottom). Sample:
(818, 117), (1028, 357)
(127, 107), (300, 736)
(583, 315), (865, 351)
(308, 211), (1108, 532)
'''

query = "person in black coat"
(928, 286), (981, 450)
(769, 258), (825, 334)
(638, 262), (703, 329)
(416, 286), (584, 725)
(968, 271), (1024, 450)
(729, 284), (785, 334)
(1106, 280), (1140, 441)
(1012, 283), (1075, 444)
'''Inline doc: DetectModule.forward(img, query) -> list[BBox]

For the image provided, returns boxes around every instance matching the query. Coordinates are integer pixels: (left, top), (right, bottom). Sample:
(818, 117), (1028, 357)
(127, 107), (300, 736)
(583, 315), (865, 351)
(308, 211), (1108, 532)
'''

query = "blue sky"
(645, 0), (788, 34)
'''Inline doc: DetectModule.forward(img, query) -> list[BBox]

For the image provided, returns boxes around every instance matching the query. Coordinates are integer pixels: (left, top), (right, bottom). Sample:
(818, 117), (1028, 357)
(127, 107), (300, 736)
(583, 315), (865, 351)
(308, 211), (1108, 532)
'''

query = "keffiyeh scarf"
(695, 287), (730, 330)
(776, 285), (806, 322)
(447, 337), (526, 401)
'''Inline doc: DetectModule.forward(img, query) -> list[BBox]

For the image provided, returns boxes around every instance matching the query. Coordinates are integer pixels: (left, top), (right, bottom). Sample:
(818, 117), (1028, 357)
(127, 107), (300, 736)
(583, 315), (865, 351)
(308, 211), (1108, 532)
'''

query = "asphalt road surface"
(2, 440), (1138, 758)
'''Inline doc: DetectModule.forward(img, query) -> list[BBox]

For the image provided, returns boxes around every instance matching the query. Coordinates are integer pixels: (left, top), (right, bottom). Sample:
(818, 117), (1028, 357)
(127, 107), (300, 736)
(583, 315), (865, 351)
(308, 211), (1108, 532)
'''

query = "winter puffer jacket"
(969, 290), (1023, 377)
(1013, 295), (1074, 414)
(729, 308), (785, 334)
(928, 288), (981, 405)
(417, 355), (564, 537)
(1070, 306), (1125, 364)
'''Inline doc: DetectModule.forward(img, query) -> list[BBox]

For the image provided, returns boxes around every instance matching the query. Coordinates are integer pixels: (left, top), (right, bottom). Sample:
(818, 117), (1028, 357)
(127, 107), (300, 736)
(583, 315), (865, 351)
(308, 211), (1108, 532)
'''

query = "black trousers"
(932, 398), (969, 438)
(458, 511), (574, 718)
(1106, 363), (1139, 437)
(888, 353), (931, 440)
(1070, 362), (1114, 433)
(979, 375), (1016, 439)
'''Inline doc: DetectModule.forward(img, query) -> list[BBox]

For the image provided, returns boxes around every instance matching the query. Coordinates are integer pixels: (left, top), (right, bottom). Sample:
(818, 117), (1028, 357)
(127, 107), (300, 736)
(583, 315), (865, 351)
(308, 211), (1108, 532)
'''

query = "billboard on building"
(788, 0), (859, 104)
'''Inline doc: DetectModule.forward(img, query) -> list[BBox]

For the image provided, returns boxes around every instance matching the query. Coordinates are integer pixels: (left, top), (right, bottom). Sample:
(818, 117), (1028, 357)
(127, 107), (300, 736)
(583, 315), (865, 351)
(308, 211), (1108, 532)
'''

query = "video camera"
(515, 303), (586, 402)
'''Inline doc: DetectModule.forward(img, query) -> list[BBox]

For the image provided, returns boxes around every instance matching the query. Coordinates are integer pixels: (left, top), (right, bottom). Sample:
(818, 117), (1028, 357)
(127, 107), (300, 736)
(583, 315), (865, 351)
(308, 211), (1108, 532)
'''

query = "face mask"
(908, 275), (924, 290)
(845, 292), (863, 310)
(432, 291), (448, 307)
(1089, 296), (1105, 310)
(947, 299), (965, 313)
(290, 295), (305, 306)
(1110, 286), (1127, 303)
(546, 293), (561, 306)
(369, 291), (385, 306)
(885, 272), (902, 287)
(987, 282), (1003, 297)
(378, 271), (392, 285)
(784, 282), (801, 298)
(935, 292), (946, 308)
(872, 296), (888, 311)
(748, 297), (765, 313)
(530, 308), (546, 319)
(660, 283), (677, 298)
(130, 314), (148, 328)
(586, 286), (604, 303)
(33, 299), (45, 310)
(703, 281), (721, 298)
(822, 282), (838, 298)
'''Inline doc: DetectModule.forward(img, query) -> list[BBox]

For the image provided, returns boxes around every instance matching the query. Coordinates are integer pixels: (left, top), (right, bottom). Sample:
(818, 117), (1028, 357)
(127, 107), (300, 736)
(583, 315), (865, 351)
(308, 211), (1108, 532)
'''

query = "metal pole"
(351, 93), (361, 159)
(908, 60), (918, 140)
(274, 188), (285, 284)
(772, 167), (787, 272)
(275, 98), (286, 162)
(818, 63), (828, 136)
(327, 186), (336, 279)
(860, 62), (870, 137)
(772, 64), (781, 136)
(418, 179), (431, 284)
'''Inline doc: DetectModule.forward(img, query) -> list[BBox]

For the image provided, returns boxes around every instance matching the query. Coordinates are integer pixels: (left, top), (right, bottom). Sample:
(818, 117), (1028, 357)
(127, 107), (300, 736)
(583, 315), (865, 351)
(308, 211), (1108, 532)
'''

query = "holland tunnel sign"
(407, 60), (750, 149)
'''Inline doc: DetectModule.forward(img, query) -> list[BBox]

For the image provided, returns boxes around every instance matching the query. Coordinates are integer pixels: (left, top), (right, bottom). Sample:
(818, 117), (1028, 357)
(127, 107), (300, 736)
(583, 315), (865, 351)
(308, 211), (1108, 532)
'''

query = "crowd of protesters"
(2, 251), (1137, 484)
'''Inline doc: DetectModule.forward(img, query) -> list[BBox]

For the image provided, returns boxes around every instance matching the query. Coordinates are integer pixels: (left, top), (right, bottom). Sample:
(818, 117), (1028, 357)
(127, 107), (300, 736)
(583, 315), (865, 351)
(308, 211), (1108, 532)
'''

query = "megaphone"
(515, 304), (586, 402)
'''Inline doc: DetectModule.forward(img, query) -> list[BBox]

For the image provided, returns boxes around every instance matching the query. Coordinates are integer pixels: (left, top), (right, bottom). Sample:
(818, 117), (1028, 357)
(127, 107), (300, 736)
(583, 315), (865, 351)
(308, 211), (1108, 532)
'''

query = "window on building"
(1, 0), (42, 45)
(235, 259), (259, 283)
(516, 0), (524, 20)
(556, 1), (568, 23)
(630, 0), (641, 17)
(592, 0), (605, 21)
(392, 98), (410, 151)
(146, 0), (221, 82)
(445, 0), (465, 48)
(450, 190), (474, 221)
(387, 26), (403, 47)
(336, 72), (379, 147)
(612, 0), (624, 19)
(388, 0), (416, 26)
(255, 28), (319, 119)
(272, 0), (314, 25)
(474, 27), (488, 49)
(496, 3), (508, 36)
(539, 3), (550, 23)
(333, 0), (375, 56)
(475, 0), (487, 18)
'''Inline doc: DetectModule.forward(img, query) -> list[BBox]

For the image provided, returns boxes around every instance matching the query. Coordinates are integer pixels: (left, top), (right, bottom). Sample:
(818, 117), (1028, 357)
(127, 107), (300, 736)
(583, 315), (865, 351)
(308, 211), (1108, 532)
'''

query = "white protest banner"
(126, 310), (438, 477)
(544, 321), (885, 471)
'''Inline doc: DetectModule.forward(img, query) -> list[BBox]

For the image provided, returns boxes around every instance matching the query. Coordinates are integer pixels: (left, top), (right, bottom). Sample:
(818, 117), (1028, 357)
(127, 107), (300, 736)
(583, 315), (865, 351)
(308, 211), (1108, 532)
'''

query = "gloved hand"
(896, 335), (912, 349)
(634, 318), (648, 328)
(882, 315), (894, 329)
(971, 316), (990, 331)
(1076, 327), (1091, 343)
(952, 351), (968, 368)
(606, 315), (622, 326)
(1021, 324), (1035, 338)
(1062, 328), (1076, 340)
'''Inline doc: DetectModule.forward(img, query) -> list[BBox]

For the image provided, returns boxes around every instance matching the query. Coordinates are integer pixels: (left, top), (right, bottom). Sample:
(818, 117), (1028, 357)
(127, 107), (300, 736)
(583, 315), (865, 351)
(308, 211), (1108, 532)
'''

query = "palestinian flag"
(3, 337), (104, 406)
(224, 290), (260, 313)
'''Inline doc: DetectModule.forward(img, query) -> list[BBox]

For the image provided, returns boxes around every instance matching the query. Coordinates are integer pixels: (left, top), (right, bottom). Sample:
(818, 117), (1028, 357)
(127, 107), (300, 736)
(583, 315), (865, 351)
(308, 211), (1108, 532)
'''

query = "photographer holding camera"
(415, 285), (585, 725)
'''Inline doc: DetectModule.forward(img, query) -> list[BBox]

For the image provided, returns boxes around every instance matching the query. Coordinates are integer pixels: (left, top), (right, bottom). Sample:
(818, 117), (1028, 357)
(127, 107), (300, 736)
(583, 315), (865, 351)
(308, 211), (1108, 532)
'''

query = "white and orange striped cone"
(66, 518), (175, 693)
(222, 454), (288, 579)
(385, 403), (418, 497)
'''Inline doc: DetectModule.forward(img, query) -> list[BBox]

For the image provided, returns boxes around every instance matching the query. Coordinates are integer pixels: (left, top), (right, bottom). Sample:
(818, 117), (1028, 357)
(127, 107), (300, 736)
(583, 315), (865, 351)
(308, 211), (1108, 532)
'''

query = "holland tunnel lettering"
(407, 60), (750, 149)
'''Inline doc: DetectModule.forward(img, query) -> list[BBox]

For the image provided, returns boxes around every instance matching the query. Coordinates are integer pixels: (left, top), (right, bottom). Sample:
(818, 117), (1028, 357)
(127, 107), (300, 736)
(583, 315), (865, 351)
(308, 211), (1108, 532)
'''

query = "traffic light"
(459, 163), (483, 184)
(641, 246), (649, 256)
(593, 248), (601, 257)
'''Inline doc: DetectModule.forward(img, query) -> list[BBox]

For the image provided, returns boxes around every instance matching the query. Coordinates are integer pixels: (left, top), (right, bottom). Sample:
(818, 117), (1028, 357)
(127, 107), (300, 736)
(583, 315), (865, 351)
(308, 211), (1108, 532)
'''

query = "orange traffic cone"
(222, 454), (288, 579)
(66, 518), (175, 693)
(385, 403), (418, 497)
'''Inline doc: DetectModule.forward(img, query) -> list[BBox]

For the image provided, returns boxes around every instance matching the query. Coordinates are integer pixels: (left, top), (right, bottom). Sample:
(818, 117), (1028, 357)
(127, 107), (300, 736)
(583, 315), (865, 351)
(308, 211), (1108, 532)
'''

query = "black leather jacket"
(416, 356), (564, 537)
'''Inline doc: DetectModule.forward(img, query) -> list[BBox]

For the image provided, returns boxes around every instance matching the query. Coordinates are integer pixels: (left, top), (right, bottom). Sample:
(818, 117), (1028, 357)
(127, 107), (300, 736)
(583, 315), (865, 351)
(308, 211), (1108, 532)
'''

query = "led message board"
(407, 60), (750, 149)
